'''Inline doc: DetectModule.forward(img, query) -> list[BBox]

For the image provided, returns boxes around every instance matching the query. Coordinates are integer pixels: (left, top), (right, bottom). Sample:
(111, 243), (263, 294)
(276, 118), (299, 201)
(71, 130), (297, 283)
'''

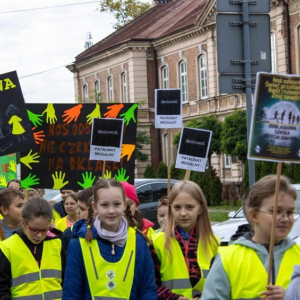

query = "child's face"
(125, 199), (138, 217)
(64, 196), (78, 217)
(157, 205), (168, 228)
(21, 216), (51, 244)
(61, 190), (74, 201)
(77, 200), (89, 220)
(251, 192), (295, 244)
(93, 187), (125, 232)
(1, 196), (26, 225)
(8, 181), (21, 190)
(171, 192), (202, 234)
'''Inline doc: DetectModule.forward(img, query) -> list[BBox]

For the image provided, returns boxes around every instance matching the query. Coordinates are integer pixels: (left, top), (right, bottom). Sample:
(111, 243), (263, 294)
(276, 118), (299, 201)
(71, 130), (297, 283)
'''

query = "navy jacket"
(62, 219), (158, 300)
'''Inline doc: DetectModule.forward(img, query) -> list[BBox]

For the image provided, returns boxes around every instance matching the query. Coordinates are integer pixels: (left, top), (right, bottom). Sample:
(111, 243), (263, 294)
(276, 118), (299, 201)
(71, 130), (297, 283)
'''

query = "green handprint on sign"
(27, 109), (43, 127)
(86, 104), (101, 124)
(43, 104), (57, 124)
(120, 103), (138, 125)
(9, 160), (17, 173)
(114, 168), (129, 182)
(0, 175), (7, 187)
(8, 174), (15, 181)
(20, 150), (40, 170)
(98, 170), (112, 180)
(21, 173), (39, 189)
(52, 171), (69, 189)
(77, 172), (96, 188)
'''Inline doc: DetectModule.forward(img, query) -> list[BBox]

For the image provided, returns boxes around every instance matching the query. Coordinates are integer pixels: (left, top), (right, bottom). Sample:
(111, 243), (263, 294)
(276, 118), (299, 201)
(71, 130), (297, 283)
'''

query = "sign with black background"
(21, 103), (137, 190)
(176, 127), (212, 172)
(0, 71), (35, 156)
(155, 89), (182, 128)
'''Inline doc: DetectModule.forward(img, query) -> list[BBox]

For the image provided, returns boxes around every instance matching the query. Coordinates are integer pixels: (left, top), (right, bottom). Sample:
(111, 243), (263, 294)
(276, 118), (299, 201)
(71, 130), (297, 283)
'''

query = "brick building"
(67, 0), (300, 186)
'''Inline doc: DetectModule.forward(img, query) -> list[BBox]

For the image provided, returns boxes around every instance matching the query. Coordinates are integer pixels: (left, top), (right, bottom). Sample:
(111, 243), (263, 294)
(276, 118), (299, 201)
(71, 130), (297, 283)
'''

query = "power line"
(19, 64), (72, 79)
(0, 1), (99, 14)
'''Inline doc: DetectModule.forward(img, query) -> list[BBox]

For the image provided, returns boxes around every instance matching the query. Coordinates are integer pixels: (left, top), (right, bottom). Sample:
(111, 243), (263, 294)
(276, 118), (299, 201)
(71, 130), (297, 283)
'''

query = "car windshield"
(234, 208), (245, 218)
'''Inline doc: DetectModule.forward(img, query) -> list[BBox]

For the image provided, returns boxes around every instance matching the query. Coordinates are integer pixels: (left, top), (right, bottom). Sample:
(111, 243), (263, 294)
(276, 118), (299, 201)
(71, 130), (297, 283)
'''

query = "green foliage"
(260, 161), (275, 178)
(282, 163), (294, 181)
(99, 0), (152, 29)
(221, 110), (247, 163)
(135, 129), (151, 162)
(294, 164), (300, 183)
(144, 164), (156, 178)
(171, 164), (184, 180)
(210, 176), (223, 206)
(157, 162), (168, 178)
(243, 160), (249, 192)
(255, 161), (262, 182)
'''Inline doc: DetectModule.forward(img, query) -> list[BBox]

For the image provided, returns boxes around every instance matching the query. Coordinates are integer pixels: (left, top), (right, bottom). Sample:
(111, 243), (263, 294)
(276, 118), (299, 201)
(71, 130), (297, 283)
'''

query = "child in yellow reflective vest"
(0, 197), (65, 299)
(202, 175), (300, 300)
(63, 178), (157, 300)
(150, 180), (220, 300)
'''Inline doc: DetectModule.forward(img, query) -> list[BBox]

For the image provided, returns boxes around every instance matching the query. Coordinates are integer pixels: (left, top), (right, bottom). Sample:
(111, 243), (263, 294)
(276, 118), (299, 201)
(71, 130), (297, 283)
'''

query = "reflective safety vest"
(152, 232), (220, 299)
(55, 217), (68, 232)
(80, 226), (136, 300)
(219, 243), (300, 300)
(0, 234), (62, 300)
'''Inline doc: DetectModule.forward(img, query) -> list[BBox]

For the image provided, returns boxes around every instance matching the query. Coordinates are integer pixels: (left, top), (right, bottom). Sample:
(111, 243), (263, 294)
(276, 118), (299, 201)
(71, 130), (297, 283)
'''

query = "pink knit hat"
(121, 181), (139, 207)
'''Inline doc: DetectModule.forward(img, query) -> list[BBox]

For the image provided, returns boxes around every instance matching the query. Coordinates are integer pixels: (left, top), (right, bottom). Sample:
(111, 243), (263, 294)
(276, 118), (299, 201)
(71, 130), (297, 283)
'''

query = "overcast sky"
(0, 0), (116, 104)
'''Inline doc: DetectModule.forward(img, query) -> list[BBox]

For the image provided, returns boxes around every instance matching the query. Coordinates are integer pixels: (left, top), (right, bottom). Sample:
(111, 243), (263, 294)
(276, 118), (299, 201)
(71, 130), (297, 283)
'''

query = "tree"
(221, 110), (248, 163)
(210, 176), (223, 206)
(157, 162), (168, 178)
(144, 164), (156, 178)
(173, 115), (222, 166)
(99, 0), (152, 29)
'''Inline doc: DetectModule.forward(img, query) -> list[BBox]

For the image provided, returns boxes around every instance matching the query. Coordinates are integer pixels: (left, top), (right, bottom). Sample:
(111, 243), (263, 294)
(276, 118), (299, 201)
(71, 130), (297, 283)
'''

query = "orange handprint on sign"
(62, 104), (83, 124)
(121, 144), (135, 161)
(104, 104), (124, 118)
(32, 127), (45, 145)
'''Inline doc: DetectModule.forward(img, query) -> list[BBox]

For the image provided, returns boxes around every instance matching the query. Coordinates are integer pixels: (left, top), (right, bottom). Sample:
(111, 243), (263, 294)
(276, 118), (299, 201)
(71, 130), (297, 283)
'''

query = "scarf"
(93, 216), (128, 247)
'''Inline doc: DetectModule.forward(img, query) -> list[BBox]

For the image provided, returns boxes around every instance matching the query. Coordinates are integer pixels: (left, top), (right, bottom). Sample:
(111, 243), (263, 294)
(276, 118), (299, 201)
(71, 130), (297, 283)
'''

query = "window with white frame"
(122, 72), (127, 103)
(199, 55), (208, 99)
(179, 61), (187, 103)
(271, 33), (277, 74)
(95, 80), (100, 103)
(108, 76), (113, 102)
(224, 154), (231, 168)
(162, 66), (169, 89)
(83, 85), (88, 103)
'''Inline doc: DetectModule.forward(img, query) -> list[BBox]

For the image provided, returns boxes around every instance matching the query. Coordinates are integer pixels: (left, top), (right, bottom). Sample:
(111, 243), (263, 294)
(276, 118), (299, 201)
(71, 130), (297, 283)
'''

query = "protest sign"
(175, 127), (212, 172)
(248, 72), (300, 162)
(21, 103), (137, 190)
(0, 71), (35, 156)
(155, 89), (182, 129)
(0, 153), (17, 188)
(90, 118), (124, 162)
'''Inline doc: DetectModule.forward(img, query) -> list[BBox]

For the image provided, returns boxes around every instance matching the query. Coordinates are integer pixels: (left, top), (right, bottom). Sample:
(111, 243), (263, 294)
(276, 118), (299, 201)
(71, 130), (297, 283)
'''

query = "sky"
(0, 0), (116, 104)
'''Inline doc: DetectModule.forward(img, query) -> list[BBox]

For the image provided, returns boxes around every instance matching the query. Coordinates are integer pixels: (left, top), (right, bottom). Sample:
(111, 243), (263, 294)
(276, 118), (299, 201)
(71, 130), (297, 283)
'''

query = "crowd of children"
(0, 175), (300, 299)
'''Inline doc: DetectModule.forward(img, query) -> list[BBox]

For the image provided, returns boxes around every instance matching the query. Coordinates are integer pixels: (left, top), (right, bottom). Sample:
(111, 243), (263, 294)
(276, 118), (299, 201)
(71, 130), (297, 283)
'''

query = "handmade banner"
(155, 89), (182, 128)
(90, 118), (124, 162)
(248, 72), (300, 162)
(175, 127), (212, 172)
(0, 153), (17, 188)
(21, 103), (138, 190)
(0, 71), (35, 156)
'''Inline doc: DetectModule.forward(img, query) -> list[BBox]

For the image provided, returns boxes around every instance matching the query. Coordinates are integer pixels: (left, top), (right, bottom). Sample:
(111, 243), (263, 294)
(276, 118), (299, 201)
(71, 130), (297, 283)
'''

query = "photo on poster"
(176, 127), (212, 172)
(155, 89), (182, 129)
(248, 73), (300, 163)
(0, 71), (35, 156)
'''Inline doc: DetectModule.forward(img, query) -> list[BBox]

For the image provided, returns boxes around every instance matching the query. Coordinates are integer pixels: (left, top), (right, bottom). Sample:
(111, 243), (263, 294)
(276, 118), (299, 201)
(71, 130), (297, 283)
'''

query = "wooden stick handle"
(184, 170), (191, 180)
(0, 221), (5, 241)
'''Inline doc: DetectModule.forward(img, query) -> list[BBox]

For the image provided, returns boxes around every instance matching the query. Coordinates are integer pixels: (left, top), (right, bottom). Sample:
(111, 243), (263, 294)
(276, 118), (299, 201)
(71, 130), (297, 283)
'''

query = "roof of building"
(75, 0), (209, 62)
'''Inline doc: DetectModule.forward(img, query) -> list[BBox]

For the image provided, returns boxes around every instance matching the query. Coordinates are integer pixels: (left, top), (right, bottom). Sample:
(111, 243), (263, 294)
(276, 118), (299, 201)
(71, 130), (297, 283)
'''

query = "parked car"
(212, 183), (300, 245)
(134, 178), (179, 229)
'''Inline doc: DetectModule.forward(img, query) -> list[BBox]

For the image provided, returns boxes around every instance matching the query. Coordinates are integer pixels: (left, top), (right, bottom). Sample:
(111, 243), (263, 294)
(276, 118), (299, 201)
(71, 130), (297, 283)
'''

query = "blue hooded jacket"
(62, 219), (158, 300)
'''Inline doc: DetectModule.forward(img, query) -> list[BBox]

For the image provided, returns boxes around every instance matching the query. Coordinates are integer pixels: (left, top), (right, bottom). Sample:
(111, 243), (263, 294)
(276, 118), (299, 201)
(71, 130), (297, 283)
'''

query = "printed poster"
(248, 73), (300, 162)
(155, 89), (182, 128)
(0, 153), (17, 188)
(0, 71), (35, 156)
(90, 118), (124, 162)
(21, 103), (138, 190)
(175, 127), (212, 172)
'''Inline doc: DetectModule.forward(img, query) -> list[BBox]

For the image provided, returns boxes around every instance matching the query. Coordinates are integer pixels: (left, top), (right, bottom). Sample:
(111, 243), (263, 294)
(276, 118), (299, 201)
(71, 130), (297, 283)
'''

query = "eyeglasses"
(26, 222), (49, 235)
(256, 209), (297, 221)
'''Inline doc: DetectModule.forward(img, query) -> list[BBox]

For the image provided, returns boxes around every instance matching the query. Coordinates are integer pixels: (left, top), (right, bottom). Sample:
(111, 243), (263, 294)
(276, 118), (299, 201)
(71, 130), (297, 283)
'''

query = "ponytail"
(85, 204), (94, 242)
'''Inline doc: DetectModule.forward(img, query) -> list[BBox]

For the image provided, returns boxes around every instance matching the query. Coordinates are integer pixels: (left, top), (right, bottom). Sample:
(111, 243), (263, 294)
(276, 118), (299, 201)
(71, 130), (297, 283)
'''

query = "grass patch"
(208, 200), (242, 222)
(209, 211), (230, 222)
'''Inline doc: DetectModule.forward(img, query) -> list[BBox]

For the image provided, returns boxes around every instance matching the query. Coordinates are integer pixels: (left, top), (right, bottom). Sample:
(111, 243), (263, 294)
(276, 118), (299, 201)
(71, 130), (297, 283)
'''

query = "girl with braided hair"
(63, 178), (157, 300)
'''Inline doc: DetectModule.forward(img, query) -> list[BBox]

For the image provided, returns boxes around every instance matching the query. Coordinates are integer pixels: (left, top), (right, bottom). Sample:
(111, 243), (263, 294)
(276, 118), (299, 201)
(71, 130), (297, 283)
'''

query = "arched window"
(108, 76), (113, 102)
(83, 85), (88, 103)
(179, 61), (187, 103)
(95, 80), (100, 103)
(199, 55), (208, 99)
(122, 72), (127, 103)
(271, 33), (277, 74)
(162, 66), (169, 89)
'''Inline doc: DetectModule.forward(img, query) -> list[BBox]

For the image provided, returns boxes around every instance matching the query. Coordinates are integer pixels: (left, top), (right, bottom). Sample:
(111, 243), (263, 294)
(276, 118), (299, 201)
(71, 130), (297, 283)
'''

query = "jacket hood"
(53, 201), (67, 218)
(71, 219), (99, 239)
(142, 218), (154, 230)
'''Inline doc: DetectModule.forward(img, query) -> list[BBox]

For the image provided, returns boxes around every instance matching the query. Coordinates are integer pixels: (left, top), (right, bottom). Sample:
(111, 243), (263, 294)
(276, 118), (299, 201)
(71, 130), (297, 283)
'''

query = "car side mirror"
(228, 211), (236, 218)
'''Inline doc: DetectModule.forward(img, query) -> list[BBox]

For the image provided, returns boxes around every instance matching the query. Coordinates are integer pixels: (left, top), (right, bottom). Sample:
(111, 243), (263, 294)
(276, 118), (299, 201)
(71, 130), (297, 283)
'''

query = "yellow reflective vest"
(152, 231), (220, 299)
(219, 243), (300, 300)
(79, 226), (136, 299)
(0, 234), (62, 300)
(55, 217), (68, 232)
